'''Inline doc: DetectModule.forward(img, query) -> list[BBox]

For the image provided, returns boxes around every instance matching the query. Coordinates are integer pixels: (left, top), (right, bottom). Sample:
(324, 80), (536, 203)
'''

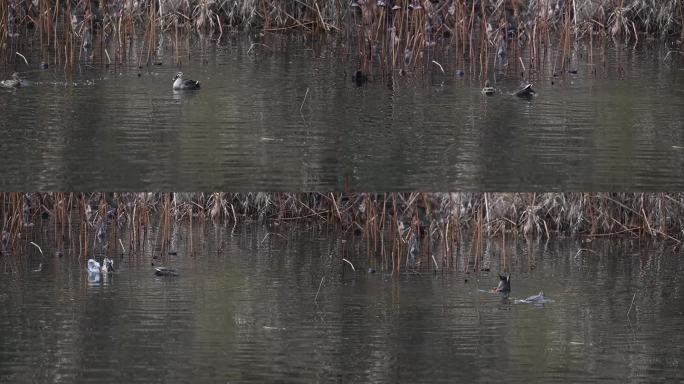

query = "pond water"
(1, 223), (684, 383)
(1, 36), (683, 190)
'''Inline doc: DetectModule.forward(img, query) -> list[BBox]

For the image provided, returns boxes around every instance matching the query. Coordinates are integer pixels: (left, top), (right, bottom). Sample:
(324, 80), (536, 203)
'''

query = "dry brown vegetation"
(1, 193), (683, 273)
(1, 1), (682, 69)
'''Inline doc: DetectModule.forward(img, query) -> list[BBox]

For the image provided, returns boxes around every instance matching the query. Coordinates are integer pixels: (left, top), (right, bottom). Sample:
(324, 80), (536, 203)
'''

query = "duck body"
(173, 72), (200, 90)
(523, 292), (545, 303)
(514, 83), (536, 99)
(1, 79), (20, 88)
(1, 73), (22, 88)
(515, 291), (553, 304)
(492, 274), (511, 293)
(101, 257), (115, 273)
(154, 267), (179, 277)
(481, 80), (495, 96)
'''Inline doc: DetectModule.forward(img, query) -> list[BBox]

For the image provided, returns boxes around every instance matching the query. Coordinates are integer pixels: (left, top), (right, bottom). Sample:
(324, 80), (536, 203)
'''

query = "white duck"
(87, 259), (101, 273)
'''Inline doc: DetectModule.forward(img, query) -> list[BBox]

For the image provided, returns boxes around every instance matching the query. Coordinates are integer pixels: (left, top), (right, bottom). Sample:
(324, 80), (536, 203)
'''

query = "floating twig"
(261, 232), (286, 244)
(247, 43), (271, 54)
(300, 87), (309, 112)
(626, 292), (637, 317)
(314, 276), (325, 302)
(575, 248), (599, 257)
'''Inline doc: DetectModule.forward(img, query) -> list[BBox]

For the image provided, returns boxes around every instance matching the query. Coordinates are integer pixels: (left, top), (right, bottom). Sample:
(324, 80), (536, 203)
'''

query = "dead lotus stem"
(15, 52), (29, 65)
(342, 258), (356, 271)
(29, 242), (44, 256)
(431, 254), (438, 270)
(431, 60), (444, 74)
(518, 57), (526, 73)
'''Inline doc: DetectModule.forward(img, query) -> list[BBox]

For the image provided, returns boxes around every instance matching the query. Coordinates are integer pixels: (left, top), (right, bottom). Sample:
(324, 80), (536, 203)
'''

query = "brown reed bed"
(1, 193), (683, 275)
(1, 1), (681, 72)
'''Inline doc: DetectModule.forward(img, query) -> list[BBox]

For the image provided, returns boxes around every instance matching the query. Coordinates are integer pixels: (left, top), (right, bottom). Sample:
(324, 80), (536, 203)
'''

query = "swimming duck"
(1, 72), (21, 88)
(154, 267), (179, 277)
(351, 70), (367, 86)
(492, 274), (511, 293)
(481, 80), (495, 96)
(514, 83), (535, 99)
(101, 257), (115, 273)
(87, 258), (115, 274)
(172, 72), (200, 90)
(87, 259), (101, 273)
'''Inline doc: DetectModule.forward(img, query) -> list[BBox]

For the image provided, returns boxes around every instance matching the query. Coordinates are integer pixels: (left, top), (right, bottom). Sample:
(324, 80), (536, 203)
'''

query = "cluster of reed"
(0, 0), (344, 67)
(350, 0), (683, 78)
(2, 0), (151, 67)
(2, 1), (681, 69)
(2, 193), (683, 273)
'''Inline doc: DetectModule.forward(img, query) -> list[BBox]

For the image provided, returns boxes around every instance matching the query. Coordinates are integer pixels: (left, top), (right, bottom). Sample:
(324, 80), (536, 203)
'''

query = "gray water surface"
(1, 223), (684, 383)
(1, 37), (683, 190)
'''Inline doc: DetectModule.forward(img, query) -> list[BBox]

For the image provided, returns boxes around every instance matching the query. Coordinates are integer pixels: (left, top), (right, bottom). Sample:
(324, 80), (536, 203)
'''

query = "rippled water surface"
(1, 223), (684, 383)
(1, 37), (683, 190)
